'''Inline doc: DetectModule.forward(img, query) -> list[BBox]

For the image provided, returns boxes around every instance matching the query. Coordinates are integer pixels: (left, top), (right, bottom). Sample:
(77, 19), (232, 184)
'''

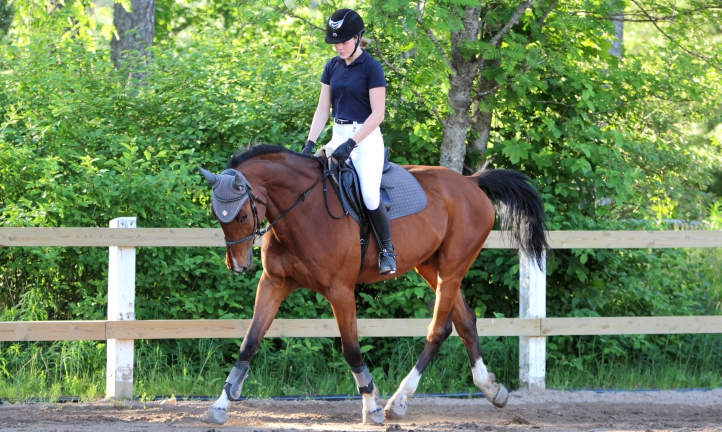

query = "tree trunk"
(468, 58), (501, 169)
(111, 0), (155, 71)
(609, 2), (624, 58)
(439, 6), (481, 173)
(0, 0), (14, 35)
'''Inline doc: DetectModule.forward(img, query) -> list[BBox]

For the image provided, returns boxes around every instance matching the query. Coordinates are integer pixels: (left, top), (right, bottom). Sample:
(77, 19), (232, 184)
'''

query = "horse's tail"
(470, 169), (549, 268)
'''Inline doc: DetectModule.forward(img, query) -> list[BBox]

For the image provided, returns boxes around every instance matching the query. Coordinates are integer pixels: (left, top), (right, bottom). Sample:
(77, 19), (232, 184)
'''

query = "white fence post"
(519, 250), (546, 391)
(107, 217), (137, 399)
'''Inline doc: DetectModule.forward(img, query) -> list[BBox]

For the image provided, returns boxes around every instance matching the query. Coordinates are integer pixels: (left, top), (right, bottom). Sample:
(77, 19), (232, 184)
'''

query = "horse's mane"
(226, 144), (314, 169)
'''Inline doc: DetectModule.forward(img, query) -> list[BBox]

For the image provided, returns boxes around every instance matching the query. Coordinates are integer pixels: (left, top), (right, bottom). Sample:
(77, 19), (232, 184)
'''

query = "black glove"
(331, 138), (357, 163)
(301, 139), (315, 155)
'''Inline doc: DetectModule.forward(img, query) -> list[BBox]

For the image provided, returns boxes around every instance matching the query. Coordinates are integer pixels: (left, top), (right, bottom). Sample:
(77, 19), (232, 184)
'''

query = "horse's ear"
(199, 167), (217, 185)
(233, 172), (246, 191)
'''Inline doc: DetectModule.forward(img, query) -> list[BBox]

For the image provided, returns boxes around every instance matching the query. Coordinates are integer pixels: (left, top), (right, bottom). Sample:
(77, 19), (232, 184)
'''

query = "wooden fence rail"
(3, 228), (722, 248)
(1, 222), (721, 398)
(3, 316), (722, 341)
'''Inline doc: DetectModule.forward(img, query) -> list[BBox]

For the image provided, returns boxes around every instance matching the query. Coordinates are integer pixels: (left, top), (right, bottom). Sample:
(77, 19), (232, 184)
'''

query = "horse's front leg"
(326, 289), (385, 425)
(201, 275), (296, 425)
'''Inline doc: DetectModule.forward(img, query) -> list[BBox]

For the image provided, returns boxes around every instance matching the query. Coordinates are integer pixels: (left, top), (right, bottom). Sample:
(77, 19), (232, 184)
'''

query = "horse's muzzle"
(227, 247), (253, 274)
(232, 266), (248, 274)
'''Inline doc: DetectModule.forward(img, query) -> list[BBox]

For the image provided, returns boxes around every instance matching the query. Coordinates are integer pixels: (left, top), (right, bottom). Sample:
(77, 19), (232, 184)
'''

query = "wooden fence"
(1, 219), (722, 399)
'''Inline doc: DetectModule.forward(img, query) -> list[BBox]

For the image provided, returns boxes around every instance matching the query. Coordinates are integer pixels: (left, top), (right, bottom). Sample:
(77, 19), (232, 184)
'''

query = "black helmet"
(325, 9), (365, 44)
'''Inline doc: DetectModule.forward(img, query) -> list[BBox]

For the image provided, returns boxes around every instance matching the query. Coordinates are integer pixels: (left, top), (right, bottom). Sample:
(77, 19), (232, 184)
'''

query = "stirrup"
(379, 249), (397, 275)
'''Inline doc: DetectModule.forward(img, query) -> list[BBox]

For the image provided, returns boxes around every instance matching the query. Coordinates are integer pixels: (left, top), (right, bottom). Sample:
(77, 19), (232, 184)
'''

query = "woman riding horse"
(303, 8), (397, 275)
(198, 143), (547, 425)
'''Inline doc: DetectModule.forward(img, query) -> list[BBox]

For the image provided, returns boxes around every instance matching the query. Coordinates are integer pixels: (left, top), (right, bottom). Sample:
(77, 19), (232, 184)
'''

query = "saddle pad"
(345, 163), (427, 223)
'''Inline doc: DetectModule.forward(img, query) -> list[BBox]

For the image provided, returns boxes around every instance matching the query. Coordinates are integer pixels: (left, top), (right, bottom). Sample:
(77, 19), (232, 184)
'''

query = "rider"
(302, 8), (396, 275)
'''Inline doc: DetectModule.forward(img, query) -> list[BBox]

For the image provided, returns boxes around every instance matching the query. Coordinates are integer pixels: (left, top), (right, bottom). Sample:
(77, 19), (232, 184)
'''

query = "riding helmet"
(325, 9), (365, 44)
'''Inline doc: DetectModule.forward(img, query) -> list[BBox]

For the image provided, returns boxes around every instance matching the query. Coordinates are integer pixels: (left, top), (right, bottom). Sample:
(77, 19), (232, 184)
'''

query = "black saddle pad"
(338, 162), (427, 225)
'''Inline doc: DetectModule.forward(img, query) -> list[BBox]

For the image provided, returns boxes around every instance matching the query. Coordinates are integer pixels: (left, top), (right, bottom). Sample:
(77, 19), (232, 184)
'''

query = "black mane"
(226, 144), (313, 169)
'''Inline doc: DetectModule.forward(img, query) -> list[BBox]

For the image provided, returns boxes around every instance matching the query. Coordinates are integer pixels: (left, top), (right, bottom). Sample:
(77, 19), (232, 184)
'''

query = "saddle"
(319, 148), (428, 264)
(334, 151), (392, 225)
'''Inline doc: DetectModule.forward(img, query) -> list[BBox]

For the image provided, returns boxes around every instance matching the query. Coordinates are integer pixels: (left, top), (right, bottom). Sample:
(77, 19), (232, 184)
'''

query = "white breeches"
(327, 122), (385, 210)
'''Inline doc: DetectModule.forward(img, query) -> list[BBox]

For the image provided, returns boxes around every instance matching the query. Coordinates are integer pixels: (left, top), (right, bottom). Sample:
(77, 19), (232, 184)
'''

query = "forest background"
(1, 0), (722, 400)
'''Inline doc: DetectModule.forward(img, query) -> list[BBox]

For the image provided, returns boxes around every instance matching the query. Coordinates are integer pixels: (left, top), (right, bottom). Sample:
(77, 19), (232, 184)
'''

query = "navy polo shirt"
(321, 50), (386, 123)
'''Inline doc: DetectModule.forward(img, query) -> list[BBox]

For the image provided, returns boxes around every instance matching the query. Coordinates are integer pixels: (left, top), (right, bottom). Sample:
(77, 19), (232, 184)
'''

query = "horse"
(198, 144), (547, 425)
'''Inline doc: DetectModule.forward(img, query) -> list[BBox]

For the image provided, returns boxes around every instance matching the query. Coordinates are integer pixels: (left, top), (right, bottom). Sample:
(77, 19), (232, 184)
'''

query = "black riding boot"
(367, 205), (397, 275)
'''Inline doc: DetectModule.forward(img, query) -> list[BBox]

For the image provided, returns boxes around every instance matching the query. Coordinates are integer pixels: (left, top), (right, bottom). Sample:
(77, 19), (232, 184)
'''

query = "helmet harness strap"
(349, 29), (365, 60)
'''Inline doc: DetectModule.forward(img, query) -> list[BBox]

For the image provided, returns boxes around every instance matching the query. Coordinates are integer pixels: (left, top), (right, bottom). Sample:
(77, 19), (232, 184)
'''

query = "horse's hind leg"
(201, 275), (296, 425)
(384, 260), (457, 420)
(384, 261), (508, 420)
(326, 288), (385, 425)
(451, 292), (508, 408)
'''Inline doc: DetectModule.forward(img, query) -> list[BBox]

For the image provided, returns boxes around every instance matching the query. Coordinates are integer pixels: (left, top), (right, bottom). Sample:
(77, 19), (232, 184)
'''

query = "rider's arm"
(307, 84), (332, 143)
(350, 86), (385, 144)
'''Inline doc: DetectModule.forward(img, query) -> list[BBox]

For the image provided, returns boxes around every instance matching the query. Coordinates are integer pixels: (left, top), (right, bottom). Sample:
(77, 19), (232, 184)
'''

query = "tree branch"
(416, 16), (453, 72)
(566, 4), (722, 23)
(270, 5), (325, 31)
(490, 0), (533, 46)
(537, 0), (558, 28)
(631, 0), (722, 72)
(373, 41), (446, 127)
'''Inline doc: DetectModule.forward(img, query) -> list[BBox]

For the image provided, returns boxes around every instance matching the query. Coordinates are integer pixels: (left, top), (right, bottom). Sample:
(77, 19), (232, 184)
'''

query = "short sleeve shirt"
(320, 50), (386, 123)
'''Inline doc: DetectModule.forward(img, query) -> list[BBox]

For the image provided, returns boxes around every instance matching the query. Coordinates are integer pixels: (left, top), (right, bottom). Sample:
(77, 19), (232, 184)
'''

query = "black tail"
(472, 169), (549, 268)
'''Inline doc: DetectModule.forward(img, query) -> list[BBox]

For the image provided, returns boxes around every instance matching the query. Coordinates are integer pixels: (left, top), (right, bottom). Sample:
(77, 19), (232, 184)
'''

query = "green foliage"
(1, 0), (721, 400)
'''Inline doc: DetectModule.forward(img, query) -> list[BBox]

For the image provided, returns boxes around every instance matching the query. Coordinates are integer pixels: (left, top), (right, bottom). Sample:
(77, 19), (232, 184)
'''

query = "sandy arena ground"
(1, 389), (721, 431)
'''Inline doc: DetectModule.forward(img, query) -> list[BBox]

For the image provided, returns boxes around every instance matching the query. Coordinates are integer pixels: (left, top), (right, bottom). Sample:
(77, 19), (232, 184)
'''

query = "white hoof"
(384, 401), (407, 420)
(363, 407), (385, 425)
(477, 373), (508, 408)
(201, 407), (227, 424)
(490, 385), (508, 408)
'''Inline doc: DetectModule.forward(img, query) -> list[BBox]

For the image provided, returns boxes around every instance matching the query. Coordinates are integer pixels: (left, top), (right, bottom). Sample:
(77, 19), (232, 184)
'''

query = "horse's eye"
(240, 214), (248, 222)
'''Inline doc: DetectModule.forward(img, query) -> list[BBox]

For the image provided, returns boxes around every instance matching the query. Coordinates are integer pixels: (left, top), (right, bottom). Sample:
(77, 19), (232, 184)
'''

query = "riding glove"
(331, 138), (357, 163)
(301, 139), (315, 155)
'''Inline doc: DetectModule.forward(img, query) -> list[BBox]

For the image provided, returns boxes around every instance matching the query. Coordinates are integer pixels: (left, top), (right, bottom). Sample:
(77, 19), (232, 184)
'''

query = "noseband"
(220, 172), (329, 247)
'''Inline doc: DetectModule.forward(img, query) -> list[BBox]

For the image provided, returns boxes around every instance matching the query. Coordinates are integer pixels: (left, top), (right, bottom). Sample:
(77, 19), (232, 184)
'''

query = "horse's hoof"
(384, 401), (407, 420)
(201, 407), (227, 424)
(489, 385), (508, 408)
(363, 407), (385, 425)
(476, 373), (507, 409)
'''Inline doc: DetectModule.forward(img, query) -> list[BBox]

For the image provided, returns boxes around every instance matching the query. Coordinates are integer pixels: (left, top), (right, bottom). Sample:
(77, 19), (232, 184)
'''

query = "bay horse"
(199, 144), (547, 425)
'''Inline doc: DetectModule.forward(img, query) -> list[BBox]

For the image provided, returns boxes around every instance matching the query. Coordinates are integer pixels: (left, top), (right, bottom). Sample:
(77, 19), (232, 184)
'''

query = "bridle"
(219, 171), (330, 247)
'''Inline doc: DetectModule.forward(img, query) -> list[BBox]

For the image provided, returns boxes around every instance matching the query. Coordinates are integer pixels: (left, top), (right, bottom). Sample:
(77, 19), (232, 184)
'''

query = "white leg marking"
(471, 357), (509, 408)
(202, 390), (230, 424)
(391, 368), (421, 405)
(362, 386), (385, 424)
(471, 358), (491, 388)
(362, 389), (381, 413)
(384, 368), (421, 420)
(211, 390), (229, 410)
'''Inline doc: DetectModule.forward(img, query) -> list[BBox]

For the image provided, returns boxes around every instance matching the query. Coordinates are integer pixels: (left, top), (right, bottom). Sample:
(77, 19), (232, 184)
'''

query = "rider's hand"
(301, 140), (315, 155)
(331, 138), (356, 163)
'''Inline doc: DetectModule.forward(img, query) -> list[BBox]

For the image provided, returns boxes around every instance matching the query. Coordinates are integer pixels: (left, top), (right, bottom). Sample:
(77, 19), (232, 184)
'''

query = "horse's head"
(199, 166), (266, 274)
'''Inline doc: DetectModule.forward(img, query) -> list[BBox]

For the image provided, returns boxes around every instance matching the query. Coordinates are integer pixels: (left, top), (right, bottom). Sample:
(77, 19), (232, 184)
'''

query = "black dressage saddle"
(321, 149), (428, 264)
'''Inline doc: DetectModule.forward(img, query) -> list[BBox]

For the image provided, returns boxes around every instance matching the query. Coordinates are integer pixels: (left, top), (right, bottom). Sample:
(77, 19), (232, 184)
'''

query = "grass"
(1, 333), (721, 403)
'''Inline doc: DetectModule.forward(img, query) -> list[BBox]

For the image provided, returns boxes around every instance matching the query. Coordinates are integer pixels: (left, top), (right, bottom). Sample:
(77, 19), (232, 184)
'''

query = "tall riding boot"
(367, 205), (397, 275)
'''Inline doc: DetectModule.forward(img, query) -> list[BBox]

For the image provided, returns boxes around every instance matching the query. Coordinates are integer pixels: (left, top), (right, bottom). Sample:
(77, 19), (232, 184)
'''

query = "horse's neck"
(246, 156), (321, 223)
